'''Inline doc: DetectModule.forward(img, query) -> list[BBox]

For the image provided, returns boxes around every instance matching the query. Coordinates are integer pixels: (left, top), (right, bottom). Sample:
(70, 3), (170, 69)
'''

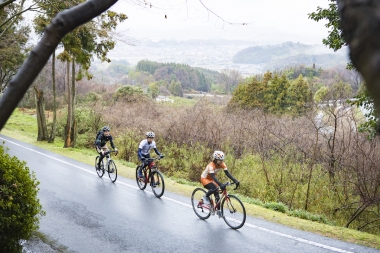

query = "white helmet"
(213, 150), (225, 160)
(146, 131), (155, 138)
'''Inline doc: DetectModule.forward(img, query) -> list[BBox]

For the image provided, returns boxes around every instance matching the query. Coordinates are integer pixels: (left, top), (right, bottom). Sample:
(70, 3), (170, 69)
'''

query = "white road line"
(0, 136), (355, 253)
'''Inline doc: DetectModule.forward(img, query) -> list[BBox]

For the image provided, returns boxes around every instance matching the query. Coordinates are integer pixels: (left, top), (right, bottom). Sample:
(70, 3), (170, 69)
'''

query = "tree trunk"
(337, 0), (380, 114)
(48, 50), (57, 143)
(64, 60), (72, 148)
(71, 59), (77, 148)
(33, 86), (48, 141)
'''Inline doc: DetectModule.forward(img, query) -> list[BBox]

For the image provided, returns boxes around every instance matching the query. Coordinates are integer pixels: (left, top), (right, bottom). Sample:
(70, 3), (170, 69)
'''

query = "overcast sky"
(111, 0), (330, 45)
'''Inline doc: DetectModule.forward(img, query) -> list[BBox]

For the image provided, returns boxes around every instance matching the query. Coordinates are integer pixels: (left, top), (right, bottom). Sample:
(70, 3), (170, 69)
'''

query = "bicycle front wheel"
(191, 188), (211, 220)
(151, 170), (165, 198)
(95, 156), (104, 178)
(135, 166), (147, 190)
(107, 160), (117, 183)
(221, 194), (246, 229)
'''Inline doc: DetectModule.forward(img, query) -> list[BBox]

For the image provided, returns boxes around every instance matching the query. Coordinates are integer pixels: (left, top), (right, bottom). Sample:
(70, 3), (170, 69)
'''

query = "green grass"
(2, 108), (380, 250)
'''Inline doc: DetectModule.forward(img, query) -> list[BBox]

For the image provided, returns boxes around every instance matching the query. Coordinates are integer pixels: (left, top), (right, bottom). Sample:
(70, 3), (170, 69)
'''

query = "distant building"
(155, 96), (174, 103)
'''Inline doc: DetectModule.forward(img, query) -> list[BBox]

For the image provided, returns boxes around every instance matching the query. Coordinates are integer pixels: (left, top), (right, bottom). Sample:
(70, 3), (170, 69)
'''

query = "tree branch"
(0, 0), (16, 10)
(0, 0), (119, 130)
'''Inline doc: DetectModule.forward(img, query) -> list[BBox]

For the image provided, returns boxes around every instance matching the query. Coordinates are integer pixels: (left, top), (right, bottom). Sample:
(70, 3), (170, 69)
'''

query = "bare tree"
(218, 69), (243, 93)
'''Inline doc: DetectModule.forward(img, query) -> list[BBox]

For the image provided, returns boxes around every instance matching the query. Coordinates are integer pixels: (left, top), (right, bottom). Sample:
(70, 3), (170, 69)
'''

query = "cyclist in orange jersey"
(200, 151), (240, 209)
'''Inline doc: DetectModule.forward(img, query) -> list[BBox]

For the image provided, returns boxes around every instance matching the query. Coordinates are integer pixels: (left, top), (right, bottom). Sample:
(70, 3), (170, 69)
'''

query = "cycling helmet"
(103, 126), (110, 132)
(146, 131), (155, 138)
(213, 150), (225, 160)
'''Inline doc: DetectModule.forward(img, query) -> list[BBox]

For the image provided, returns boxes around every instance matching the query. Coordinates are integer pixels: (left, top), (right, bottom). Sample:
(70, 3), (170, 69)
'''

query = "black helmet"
(103, 126), (110, 132)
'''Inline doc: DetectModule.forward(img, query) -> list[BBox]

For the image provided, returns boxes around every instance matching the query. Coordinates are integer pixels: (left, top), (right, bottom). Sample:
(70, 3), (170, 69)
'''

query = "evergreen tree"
(264, 74), (290, 114)
(287, 74), (313, 115)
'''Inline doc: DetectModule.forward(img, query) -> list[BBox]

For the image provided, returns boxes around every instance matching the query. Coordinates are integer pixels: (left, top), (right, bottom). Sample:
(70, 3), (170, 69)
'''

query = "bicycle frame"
(200, 186), (229, 214)
(140, 158), (158, 183)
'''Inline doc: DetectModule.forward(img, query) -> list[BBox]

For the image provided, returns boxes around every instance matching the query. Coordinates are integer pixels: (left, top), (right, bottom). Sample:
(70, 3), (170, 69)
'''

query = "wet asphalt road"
(1, 134), (379, 253)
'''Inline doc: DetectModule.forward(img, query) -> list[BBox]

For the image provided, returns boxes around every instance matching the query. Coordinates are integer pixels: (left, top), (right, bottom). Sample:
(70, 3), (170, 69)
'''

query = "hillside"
(232, 41), (348, 70)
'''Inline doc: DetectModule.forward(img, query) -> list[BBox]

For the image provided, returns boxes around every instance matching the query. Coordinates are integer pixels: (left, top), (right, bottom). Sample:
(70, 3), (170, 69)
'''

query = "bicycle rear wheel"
(135, 166), (147, 190)
(191, 188), (211, 220)
(151, 170), (165, 198)
(221, 194), (246, 229)
(107, 160), (117, 183)
(95, 156), (104, 178)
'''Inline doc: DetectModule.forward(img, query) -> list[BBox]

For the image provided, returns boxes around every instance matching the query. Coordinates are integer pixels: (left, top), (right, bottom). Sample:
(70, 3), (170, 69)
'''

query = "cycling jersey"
(95, 133), (115, 149)
(201, 161), (227, 181)
(138, 139), (156, 156)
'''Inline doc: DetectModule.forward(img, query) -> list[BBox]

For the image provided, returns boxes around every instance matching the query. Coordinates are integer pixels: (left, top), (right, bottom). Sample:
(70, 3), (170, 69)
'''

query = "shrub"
(289, 209), (331, 224)
(0, 145), (44, 253)
(263, 202), (289, 213)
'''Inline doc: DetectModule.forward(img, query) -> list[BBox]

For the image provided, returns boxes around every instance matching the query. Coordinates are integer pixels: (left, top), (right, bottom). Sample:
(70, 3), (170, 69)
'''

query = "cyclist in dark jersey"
(95, 126), (118, 170)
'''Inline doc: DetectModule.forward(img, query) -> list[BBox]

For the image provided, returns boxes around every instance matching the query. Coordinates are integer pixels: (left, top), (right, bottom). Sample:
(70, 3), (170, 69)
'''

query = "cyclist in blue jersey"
(137, 131), (164, 179)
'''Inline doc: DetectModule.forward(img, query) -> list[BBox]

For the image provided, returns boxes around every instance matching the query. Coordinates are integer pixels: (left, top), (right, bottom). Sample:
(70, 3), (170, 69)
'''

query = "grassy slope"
(1, 109), (379, 249)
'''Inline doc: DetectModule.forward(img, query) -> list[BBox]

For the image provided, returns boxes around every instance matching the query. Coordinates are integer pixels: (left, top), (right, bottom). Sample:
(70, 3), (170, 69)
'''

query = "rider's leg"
(203, 182), (219, 205)
(138, 154), (150, 178)
(97, 146), (107, 167)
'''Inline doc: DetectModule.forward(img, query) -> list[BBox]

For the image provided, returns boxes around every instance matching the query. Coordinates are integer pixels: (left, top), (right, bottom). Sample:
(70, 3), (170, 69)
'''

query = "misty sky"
(111, 0), (330, 45)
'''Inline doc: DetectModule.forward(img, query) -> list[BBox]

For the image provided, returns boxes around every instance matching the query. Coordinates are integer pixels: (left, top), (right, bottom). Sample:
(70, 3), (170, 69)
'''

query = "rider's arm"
(109, 135), (116, 149)
(95, 133), (103, 149)
(137, 148), (144, 160)
(224, 170), (238, 183)
(153, 148), (162, 156)
(210, 173), (223, 187)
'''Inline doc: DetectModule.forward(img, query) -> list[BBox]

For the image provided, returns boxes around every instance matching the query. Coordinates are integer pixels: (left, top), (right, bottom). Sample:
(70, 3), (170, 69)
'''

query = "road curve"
(0, 135), (378, 253)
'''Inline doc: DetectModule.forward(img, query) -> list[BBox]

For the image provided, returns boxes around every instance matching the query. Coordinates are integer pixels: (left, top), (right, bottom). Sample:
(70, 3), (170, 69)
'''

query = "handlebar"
(103, 150), (118, 156)
(219, 181), (240, 191)
(141, 156), (163, 162)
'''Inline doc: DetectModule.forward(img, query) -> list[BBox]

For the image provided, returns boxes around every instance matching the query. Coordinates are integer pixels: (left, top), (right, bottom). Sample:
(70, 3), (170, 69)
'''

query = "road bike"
(135, 157), (165, 198)
(95, 150), (118, 183)
(191, 182), (246, 229)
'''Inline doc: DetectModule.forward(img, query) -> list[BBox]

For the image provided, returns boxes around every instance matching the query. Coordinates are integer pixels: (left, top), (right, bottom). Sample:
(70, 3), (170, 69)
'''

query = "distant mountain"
(140, 39), (252, 47)
(232, 41), (348, 70)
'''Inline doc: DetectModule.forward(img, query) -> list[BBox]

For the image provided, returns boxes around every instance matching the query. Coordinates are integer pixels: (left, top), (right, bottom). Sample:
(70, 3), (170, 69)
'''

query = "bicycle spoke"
(135, 166), (147, 190)
(108, 160), (117, 183)
(222, 195), (246, 229)
(191, 188), (211, 220)
(151, 171), (165, 198)
(95, 156), (104, 178)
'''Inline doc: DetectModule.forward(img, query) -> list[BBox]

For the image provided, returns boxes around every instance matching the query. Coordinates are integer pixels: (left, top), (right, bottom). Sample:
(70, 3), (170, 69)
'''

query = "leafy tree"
(287, 74), (313, 115)
(228, 77), (266, 110)
(264, 74), (290, 114)
(0, 145), (44, 253)
(0, 0), (120, 131)
(0, 2), (29, 96)
(196, 71), (210, 92)
(113, 85), (144, 102)
(308, 0), (345, 51)
(147, 82), (160, 99)
(34, 0), (127, 147)
(169, 80), (183, 97)
(314, 86), (329, 103)
(330, 81), (352, 100)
